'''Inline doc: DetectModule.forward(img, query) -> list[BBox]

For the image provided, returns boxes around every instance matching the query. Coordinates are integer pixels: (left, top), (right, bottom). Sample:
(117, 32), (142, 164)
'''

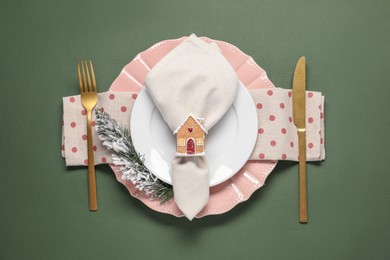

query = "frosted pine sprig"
(94, 108), (173, 204)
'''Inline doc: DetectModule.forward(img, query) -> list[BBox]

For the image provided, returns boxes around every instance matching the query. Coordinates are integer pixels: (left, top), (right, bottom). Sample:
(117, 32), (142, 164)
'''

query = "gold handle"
(298, 129), (307, 223)
(87, 111), (97, 211)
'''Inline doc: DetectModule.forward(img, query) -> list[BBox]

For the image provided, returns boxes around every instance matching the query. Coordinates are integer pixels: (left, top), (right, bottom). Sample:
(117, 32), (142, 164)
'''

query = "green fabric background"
(1, 0), (390, 259)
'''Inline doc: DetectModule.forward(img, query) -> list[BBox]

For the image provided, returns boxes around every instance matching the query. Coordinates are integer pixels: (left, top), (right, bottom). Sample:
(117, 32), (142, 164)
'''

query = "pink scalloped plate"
(109, 36), (278, 218)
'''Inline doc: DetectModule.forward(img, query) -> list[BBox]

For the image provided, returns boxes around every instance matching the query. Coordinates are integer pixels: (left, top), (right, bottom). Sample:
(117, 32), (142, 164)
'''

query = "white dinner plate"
(130, 82), (258, 186)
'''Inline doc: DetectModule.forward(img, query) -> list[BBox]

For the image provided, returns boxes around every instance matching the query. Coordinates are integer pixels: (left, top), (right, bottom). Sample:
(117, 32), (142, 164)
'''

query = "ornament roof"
(173, 113), (208, 134)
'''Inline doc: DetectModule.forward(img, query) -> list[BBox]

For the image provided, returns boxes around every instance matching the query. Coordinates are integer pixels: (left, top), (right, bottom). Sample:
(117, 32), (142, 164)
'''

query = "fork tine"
(77, 61), (84, 93)
(81, 60), (88, 92)
(84, 60), (92, 92)
(89, 60), (97, 93)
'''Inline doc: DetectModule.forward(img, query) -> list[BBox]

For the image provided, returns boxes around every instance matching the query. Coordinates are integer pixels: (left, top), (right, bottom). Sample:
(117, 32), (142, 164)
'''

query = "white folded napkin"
(144, 34), (239, 220)
(144, 34), (239, 132)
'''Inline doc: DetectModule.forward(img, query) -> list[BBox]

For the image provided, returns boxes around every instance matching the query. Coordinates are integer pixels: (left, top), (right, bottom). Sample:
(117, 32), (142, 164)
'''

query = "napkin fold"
(144, 34), (239, 132)
(171, 156), (209, 219)
(144, 34), (239, 220)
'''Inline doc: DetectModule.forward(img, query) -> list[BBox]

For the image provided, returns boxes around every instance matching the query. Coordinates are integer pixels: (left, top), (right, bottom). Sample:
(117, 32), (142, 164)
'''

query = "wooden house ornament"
(174, 113), (207, 156)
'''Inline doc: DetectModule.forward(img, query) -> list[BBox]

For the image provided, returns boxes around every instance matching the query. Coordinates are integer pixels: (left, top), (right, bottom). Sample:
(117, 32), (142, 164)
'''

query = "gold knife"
(292, 56), (308, 223)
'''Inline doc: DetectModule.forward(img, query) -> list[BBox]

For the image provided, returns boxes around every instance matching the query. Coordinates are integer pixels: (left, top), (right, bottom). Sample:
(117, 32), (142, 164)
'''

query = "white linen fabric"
(171, 156), (209, 219)
(144, 34), (239, 220)
(144, 34), (239, 132)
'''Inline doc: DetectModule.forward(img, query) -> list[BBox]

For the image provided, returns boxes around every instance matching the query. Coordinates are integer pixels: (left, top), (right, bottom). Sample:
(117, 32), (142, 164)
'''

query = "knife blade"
(292, 56), (308, 223)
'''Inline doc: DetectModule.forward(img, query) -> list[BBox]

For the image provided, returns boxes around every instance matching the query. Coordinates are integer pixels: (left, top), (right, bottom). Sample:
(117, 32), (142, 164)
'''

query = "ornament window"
(178, 138), (186, 147)
(196, 138), (204, 146)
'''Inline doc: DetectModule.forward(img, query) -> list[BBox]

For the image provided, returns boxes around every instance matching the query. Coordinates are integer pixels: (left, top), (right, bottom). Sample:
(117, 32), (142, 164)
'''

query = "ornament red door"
(186, 139), (195, 155)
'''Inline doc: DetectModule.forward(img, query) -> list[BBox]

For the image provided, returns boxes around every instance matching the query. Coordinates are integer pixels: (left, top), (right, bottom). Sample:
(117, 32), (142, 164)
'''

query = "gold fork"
(78, 60), (98, 211)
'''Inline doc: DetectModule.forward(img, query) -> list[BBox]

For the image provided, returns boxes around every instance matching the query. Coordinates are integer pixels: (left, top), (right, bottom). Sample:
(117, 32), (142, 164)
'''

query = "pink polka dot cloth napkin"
(62, 91), (137, 166)
(248, 88), (325, 161)
(61, 89), (325, 166)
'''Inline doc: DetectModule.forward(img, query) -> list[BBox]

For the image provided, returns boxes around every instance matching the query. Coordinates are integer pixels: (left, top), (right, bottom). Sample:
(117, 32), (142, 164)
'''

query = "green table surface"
(1, 1), (390, 259)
